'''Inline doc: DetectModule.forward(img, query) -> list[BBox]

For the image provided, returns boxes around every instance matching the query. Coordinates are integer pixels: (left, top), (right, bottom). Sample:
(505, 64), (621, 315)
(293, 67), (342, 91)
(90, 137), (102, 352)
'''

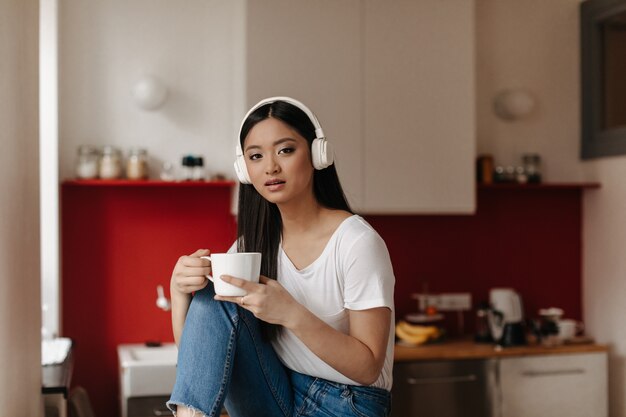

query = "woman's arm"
(170, 249), (211, 346)
(289, 305), (391, 385)
(216, 275), (391, 385)
(171, 290), (192, 346)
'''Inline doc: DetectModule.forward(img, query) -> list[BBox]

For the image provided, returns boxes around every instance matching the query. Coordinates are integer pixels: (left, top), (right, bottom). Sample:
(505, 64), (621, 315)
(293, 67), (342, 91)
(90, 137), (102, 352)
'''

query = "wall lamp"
(493, 89), (535, 121)
(132, 75), (168, 111)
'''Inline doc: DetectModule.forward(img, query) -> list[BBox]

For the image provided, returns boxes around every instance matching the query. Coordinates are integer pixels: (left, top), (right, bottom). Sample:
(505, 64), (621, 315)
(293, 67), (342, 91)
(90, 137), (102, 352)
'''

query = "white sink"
(118, 343), (178, 400)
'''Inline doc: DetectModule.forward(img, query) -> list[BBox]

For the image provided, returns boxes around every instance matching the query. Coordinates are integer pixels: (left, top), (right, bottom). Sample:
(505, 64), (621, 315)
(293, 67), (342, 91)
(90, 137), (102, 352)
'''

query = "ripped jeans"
(166, 285), (392, 417)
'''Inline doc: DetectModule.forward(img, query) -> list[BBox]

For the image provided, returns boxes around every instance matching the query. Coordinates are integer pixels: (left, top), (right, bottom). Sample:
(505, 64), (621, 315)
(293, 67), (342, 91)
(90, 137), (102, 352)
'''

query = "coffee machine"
(488, 288), (526, 346)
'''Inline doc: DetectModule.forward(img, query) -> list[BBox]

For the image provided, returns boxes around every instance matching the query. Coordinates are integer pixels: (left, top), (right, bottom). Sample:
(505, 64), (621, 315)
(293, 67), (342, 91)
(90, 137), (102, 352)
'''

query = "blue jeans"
(167, 285), (391, 417)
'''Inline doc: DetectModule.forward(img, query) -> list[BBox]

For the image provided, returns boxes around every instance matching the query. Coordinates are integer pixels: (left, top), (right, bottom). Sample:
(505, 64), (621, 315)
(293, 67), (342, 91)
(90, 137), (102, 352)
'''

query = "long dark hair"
(236, 100), (352, 340)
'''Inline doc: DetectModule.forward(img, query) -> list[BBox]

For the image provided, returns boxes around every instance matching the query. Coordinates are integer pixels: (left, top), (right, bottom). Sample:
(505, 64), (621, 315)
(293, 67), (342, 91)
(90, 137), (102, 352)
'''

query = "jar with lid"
(126, 148), (149, 180)
(99, 146), (123, 179)
(75, 145), (100, 179)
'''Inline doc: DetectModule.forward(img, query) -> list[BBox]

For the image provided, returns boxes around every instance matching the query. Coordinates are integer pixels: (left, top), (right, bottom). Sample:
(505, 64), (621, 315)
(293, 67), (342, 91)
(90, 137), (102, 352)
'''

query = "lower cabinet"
(499, 353), (608, 417)
(391, 359), (497, 417)
(392, 352), (607, 417)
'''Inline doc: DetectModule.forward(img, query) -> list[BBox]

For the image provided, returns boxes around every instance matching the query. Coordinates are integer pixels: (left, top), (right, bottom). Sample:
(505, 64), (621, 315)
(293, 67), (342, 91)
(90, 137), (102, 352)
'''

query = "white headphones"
(233, 96), (334, 184)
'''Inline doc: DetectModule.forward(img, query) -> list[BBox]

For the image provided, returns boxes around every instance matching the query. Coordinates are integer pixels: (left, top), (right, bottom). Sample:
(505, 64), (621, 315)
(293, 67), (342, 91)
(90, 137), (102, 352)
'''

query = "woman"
(167, 97), (395, 417)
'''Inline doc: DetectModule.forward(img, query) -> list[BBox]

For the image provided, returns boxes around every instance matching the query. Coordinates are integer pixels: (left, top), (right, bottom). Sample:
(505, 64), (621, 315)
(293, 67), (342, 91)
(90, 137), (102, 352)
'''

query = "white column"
(0, 0), (42, 415)
(40, 0), (60, 339)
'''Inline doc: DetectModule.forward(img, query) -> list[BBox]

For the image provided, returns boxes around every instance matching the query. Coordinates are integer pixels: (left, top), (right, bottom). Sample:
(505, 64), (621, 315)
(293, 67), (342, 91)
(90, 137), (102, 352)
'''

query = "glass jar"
(126, 148), (148, 180)
(522, 153), (542, 183)
(99, 146), (123, 179)
(75, 145), (100, 179)
(474, 301), (493, 343)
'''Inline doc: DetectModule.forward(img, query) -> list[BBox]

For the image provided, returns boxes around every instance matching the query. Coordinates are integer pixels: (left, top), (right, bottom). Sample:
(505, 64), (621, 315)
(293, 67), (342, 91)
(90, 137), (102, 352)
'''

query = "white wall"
(583, 157), (626, 417)
(0, 0), (42, 415)
(59, 0), (247, 181)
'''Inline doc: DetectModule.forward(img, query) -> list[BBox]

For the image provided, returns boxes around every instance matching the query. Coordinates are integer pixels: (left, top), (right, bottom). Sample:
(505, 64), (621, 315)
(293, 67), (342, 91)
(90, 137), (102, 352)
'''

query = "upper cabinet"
(246, 0), (475, 214)
(363, 1), (475, 213)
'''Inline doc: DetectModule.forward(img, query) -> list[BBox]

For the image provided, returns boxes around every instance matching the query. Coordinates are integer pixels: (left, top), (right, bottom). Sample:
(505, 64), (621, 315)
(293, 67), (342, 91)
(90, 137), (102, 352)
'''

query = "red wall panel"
(61, 181), (237, 417)
(366, 186), (585, 334)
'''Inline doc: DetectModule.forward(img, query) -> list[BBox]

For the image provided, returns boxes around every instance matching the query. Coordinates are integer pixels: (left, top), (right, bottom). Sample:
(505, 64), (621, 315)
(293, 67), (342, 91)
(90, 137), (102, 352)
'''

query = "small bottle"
(504, 166), (517, 183)
(99, 146), (123, 179)
(515, 166), (528, 184)
(494, 166), (505, 183)
(192, 156), (205, 181)
(160, 162), (176, 181)
(126, 148), (148, 180)
(75, 145), (100, 179)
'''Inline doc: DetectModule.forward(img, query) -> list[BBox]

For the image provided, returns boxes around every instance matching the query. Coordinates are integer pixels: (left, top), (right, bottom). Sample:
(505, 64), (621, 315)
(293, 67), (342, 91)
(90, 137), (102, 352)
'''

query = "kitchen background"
(2, 0), (626, 416)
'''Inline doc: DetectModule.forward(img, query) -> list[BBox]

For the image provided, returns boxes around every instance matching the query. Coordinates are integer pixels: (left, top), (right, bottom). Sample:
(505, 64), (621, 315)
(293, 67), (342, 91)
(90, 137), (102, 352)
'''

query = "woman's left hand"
(214, 275), (301, 327)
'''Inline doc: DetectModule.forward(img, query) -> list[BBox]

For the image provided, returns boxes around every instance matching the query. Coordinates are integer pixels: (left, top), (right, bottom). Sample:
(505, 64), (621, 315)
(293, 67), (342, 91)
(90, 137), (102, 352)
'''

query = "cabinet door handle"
(521, 369), (585, 377)
(406, 374), (478, 385)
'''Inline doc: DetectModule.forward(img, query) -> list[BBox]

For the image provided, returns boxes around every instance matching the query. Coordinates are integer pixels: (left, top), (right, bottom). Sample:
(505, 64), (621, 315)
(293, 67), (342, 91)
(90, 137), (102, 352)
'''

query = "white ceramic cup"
(557, 319), (584, 341)
(201, 253), (261, 297)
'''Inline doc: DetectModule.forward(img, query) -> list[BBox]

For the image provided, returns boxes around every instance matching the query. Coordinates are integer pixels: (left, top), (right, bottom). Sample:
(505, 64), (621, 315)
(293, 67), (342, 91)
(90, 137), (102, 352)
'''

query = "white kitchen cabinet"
(498, 352), (608, 417)
(246, 0), (475, 214)
(362, 0), (475, 213)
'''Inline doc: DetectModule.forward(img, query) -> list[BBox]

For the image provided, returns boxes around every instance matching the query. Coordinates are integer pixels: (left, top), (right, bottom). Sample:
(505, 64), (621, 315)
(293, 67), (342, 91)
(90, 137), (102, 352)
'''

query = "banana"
(395, 321), (440, 345)
(395, 324), (429, 345)
(397, 321), (438, 338)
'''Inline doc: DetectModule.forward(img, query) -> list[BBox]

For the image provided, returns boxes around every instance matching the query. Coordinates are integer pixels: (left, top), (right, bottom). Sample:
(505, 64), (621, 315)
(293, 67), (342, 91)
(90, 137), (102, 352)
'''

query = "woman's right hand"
(170, 248), (211, 295)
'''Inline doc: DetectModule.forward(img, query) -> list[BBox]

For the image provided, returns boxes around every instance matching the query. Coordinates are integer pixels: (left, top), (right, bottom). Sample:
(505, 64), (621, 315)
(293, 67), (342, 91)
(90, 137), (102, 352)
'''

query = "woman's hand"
(171, 248), (212, 345)
(214, 275), (303, 327)
(170, 248), (211, 295)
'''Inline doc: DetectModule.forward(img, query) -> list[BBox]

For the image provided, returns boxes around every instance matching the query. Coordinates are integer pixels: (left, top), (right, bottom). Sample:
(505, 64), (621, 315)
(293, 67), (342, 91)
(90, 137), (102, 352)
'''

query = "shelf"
(477, 182), (601, 190)
(62, 179), (236, 188)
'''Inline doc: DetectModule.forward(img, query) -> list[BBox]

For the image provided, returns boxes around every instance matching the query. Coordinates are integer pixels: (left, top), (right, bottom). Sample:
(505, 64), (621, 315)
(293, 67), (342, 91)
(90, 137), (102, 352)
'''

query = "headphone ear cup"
(234, 155), (252, 184)
(311, 138), (334, 170)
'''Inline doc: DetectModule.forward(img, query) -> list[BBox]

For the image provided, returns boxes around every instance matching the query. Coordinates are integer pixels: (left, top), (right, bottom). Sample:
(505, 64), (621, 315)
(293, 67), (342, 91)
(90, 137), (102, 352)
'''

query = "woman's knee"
(188, 285), (239, 322)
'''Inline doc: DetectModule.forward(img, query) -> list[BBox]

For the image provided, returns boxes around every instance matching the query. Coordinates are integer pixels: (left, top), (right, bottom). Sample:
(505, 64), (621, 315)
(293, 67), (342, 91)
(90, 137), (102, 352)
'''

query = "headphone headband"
(237, 97), (325, 153)
(234, 96), (333, 183)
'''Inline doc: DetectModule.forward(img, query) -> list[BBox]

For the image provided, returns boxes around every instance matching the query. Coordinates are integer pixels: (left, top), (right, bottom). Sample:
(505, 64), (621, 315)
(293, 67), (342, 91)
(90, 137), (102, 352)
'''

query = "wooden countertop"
(394, 338), (608, 362)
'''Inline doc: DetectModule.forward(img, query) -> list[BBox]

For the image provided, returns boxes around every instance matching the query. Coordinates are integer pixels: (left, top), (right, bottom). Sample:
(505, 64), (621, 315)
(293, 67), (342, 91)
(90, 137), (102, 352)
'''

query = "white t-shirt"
(271, 215), (395, 390)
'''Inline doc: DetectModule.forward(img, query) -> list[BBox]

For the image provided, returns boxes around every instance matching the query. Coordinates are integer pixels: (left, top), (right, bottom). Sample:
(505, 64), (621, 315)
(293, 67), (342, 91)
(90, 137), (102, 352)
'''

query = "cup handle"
(200, 256), (214, 282)
(577, 321), (585, 335)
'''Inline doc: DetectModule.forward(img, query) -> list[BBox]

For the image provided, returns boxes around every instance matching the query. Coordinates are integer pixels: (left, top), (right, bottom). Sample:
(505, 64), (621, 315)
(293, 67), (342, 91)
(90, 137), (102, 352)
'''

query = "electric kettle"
(488, 288), (526, 346)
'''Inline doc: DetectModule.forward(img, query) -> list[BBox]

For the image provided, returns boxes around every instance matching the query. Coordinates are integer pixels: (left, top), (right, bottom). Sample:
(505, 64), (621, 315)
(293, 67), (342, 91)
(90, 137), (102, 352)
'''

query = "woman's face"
(243, 117), (315, 205)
